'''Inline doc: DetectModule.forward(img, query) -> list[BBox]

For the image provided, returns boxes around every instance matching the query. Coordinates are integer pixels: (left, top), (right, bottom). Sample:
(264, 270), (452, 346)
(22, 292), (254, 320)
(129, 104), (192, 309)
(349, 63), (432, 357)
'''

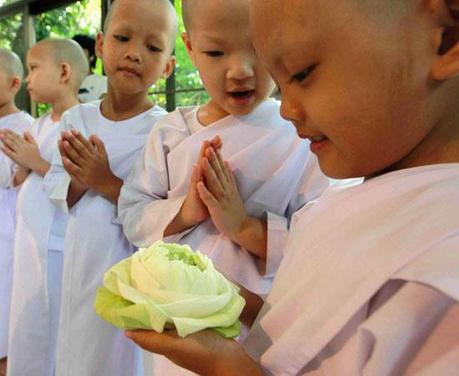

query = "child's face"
(184, 0), (275, 118)
(26, 44), (62, 104)
(96, 0), (176, 97)
(251, 0), (441, 179)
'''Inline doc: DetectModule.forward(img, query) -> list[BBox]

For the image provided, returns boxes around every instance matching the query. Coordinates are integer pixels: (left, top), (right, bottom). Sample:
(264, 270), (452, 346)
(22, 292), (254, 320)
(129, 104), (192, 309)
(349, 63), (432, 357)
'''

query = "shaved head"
(0, 48), (24, 79)
(104, 0), (178, 53)
(33, 38), (89, 88)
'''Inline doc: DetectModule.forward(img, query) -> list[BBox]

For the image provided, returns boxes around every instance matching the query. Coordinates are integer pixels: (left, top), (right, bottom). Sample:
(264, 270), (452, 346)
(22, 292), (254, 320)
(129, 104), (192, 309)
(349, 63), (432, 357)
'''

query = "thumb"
(23, 131), (34, 143)
(125, 330), (177, 355)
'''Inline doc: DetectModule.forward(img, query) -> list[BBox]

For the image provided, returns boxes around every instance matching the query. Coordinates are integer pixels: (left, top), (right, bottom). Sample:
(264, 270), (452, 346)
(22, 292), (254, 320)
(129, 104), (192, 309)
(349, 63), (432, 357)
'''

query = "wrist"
(211, 349), (262, 376)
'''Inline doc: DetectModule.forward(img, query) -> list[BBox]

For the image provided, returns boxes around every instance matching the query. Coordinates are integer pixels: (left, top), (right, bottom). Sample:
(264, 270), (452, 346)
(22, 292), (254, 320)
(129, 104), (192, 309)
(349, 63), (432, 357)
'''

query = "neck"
(198, 100), (230, 126)
(101, 85), (153, 121)
(0, 101), (20, 118)
(383, 109), (459, 176)
(49, 92), (79, 122)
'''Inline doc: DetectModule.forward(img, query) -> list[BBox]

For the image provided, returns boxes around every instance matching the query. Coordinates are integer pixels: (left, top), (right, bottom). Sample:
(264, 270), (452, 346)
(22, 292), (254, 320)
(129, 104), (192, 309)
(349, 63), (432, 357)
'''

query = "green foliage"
(0, 0), (207, 114)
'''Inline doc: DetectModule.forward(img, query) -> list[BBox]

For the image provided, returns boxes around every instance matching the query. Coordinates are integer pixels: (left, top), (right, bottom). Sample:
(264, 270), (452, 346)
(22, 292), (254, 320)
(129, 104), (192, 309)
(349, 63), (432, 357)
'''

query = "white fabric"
(43, 102), (166, 376)
(244, 163), (459, 376)
(7, 114), (69, 376)
(0, 111), (33, 358)
(119, 100), (329, 294)
(77, 74), (108, 103)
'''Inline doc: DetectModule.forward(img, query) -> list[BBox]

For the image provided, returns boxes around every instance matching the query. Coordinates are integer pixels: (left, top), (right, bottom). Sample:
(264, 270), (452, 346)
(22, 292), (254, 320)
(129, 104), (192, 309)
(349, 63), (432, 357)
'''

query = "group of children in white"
(0, 0), (458, 375)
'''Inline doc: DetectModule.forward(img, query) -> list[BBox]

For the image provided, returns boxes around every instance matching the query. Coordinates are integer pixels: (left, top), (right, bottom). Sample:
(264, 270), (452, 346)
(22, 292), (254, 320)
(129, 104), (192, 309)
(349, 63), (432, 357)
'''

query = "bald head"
(0, 48), (24, 80)
(182, 0), (251, 35)
(104, 0), (178, 53)
(33, 38), (89, 88)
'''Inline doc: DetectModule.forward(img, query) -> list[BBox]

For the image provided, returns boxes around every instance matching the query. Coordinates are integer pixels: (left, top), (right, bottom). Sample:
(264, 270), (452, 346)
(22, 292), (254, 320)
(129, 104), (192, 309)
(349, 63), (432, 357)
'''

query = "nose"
(280, 89), (304, 123)
(124, 41), (142, 63)
(227, 55), (254, 81)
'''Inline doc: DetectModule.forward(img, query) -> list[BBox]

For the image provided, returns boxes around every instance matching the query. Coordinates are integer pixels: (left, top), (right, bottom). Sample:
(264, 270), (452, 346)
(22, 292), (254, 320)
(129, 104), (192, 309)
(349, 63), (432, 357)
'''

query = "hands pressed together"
(166, 136), (267, 259)
(0, 129), (49, 184)
(59, 129), (123, 205)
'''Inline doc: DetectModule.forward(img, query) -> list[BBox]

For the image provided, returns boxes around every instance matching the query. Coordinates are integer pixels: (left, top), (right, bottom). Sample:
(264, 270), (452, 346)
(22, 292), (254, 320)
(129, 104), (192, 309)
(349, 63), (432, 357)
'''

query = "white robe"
(244, 163), (459, 376)
(7, 114), (68, 376)
(119, 100), (328, 295)
(118, 100), (329, 376)
(44, 102), (166, 376)
(0, 111), (34, 358)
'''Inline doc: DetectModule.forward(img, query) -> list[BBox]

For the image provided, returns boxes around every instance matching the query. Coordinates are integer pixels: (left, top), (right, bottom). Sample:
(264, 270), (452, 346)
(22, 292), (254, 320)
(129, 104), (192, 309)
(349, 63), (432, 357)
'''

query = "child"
(118, 0), (328, 374)
(126, 0), (459, 374)
(0, 39), (88, 376)
(43, 0), (177, 375)
(0, 48), (34, 376)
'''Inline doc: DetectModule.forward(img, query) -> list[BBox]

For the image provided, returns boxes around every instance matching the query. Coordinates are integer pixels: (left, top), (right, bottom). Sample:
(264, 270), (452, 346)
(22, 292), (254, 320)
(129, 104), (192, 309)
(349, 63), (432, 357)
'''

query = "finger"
(23, 132), (35, 144)
(197, 181), (220, 210)
(200, 157), (225, 199)
(62, 141), (85, 166)
(125, 330), (180, 356)
(198, 140), (211, 160)
(0, 145), (17, 159)
(62, 156), (85, 179)
(72, 129), (95, 150)
(63, 134), (92, 161)
(58, 139), (70, 159)
(215, 149), (232, 182)
(190, 164), (201, 185)
(210, 135), (222, 151)
(206, 147), (227, 185)
(91, 135), (108, 158)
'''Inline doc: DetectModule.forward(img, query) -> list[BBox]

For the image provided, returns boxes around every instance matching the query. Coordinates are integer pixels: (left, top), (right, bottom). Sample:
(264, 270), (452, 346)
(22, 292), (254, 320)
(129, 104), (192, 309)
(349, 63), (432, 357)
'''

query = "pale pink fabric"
(245, 164), (459, 375)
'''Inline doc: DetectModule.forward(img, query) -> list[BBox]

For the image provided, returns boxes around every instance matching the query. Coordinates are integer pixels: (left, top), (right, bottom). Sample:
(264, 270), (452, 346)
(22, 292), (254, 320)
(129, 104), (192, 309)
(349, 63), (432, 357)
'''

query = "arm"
(12, 166), (30, 187)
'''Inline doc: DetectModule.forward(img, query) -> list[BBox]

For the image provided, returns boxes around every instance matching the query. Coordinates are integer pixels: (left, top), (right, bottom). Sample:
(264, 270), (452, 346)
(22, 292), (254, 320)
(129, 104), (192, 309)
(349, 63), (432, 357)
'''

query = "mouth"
(118, 67), (141, 77)
(228, 89), (255, 103)
(308, 135), (328, 143)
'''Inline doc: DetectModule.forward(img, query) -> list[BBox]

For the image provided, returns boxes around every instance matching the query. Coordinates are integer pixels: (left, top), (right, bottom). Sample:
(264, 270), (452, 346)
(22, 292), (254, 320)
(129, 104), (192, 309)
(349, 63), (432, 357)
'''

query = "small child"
(0, 39), (88, 376)
(43, 0), (177, 375)
(0, 48), (34, 376)
(118, 0), (328, 374)
(127, 0), (459, 374)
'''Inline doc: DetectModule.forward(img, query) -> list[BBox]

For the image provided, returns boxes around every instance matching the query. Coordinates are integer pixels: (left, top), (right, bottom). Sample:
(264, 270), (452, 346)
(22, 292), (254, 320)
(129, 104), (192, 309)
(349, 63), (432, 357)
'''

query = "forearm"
(67, 181), (87, 208)
(12, 167), (30, 187)
(238, 284), (265, 328)
(94, 175), (124, 205)
(164, 207), (199, 237)
(231, 217), (267, 261)
(30, 157), (50, 177)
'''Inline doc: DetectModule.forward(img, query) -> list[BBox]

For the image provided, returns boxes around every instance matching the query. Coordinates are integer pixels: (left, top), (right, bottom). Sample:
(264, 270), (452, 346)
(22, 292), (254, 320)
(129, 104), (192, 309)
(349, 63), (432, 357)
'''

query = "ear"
(60, 63), (72, 84)
(10, 76), (21, 92)
(95, 32), (105, 59)
(429, 0), (459, 80)
(181, 31), (196, 65)
(161, 56), (176, 79)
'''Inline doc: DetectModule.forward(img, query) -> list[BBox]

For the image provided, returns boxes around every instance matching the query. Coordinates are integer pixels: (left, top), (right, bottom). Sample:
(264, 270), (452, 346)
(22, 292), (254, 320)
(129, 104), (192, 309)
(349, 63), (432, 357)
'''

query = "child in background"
(126, 0), (459, 374)
(0, 39), (87, 376)
(72, 34), (108, 103)
(0, 48), (34, 376)
(43, 0), (177, 375)
(118, 0), (328, 374)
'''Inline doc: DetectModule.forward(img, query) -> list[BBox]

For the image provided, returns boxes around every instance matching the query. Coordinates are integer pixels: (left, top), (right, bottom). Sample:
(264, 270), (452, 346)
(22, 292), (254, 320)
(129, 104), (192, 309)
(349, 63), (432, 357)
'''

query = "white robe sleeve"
(42, 115), (73, 213)
(357, 282), (459, 375)
(117, 128), (187, 248)
(0, 154), (14, 188)
(264, 153), (329, 277)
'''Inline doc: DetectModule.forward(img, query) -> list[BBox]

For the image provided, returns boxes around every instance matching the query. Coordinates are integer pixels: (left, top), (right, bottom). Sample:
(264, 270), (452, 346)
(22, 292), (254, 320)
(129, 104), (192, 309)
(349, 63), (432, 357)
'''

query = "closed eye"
(114, 34), (129, 42)
(291, 65), (317, 83)
(204, 50), (224, 57)
(148, 44), (162, 53)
